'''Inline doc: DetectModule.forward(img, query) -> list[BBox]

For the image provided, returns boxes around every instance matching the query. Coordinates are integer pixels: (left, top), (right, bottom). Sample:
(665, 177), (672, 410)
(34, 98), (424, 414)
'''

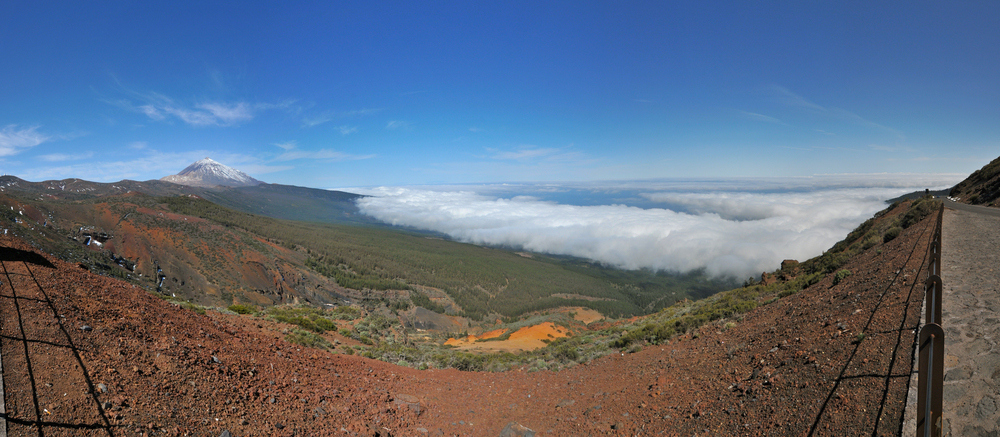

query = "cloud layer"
(353, 177), (959, 279)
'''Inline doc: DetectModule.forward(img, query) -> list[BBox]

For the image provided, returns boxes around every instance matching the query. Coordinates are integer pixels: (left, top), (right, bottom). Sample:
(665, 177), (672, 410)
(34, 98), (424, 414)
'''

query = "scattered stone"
(394, 393), (423, 416)
(97, 383), (108, 393)
(555, 399), (575, 408)
(219, 431), (232, 437)
(976, 396), (997, 420)
(81, 325), (93, 332)
(945, 366), (972, 381)
(499, 421), (535, 437)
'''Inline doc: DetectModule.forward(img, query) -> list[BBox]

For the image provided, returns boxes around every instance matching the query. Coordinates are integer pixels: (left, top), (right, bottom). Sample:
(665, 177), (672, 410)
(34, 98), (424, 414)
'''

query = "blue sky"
(1, 2), (997, 187)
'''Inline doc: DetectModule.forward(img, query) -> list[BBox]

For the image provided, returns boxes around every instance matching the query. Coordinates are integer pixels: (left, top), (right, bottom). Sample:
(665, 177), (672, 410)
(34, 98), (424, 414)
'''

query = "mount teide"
(161, 157), (262, 188)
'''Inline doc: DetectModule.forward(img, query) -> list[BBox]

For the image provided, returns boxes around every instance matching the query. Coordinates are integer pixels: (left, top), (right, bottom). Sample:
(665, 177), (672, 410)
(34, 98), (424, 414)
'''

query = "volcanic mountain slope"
(0, 197), (939, 436)
(161, 158), (262, 188)
(950, 155), (1000, 206)
(0, 189), (353, 308)
(0, 174), (367, 225)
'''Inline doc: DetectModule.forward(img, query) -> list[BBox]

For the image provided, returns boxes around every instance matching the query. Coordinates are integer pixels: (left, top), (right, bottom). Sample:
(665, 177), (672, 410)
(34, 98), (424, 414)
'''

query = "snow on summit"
(161, 158), (262, 188)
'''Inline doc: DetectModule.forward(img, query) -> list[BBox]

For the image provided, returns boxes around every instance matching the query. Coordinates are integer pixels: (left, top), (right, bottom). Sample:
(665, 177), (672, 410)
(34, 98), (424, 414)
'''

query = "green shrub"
(228, 304), (255, 315)
(861, 233), (881, 250)
(331, 306), (361, 320)
(410, 290), (447, 314)
(180, 302), (206, 315)
(285, 328), (332, 350)
(883, 226), (902, 243)
(900, 197), (939, 229)
(268, 306), (337, 333)
(833, 269), (852, 285)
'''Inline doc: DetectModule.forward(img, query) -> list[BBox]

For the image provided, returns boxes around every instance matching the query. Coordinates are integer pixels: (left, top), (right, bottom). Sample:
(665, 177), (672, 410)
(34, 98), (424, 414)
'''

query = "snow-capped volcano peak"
(161, 158), (262, 188)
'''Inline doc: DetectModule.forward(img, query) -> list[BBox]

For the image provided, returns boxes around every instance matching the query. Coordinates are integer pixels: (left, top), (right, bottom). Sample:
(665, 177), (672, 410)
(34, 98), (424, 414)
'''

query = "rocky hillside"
(950, 155), (1000, 206)
(0, 195), (941, 436)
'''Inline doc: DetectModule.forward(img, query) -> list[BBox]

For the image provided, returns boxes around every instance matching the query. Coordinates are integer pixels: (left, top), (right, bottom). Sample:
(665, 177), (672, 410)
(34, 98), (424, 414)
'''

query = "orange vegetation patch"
(443, 328), (507, 346)
(445, 322), (570, 352)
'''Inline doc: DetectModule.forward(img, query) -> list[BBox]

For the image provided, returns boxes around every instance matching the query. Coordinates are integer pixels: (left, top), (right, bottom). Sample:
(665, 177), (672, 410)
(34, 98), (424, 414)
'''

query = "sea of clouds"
(349, 175), (961, 280)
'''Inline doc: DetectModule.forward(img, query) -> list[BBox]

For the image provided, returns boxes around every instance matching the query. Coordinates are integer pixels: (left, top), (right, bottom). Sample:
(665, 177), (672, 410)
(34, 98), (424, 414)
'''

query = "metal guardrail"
(917, 204), (945, 437)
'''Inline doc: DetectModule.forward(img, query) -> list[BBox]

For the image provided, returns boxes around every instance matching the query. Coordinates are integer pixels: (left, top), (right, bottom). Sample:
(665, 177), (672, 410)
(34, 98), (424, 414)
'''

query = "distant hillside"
(950, 155), (1000, 207)
(885, 188), (949, 204)
(0, 175), (372, 225)
(195, 183), (370, 225)
(0, 176), (737, 322)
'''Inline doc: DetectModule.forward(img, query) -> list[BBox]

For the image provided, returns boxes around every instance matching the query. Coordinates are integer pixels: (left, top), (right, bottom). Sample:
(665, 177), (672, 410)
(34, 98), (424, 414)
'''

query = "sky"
(2, 2), (999, 187)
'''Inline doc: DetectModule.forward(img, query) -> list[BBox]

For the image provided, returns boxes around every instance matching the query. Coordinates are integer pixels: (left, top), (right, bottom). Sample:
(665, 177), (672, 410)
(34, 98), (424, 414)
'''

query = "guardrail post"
(917, 323), (944, 437)
(925, 275), (942, 325)
(928, 243), (940, 277)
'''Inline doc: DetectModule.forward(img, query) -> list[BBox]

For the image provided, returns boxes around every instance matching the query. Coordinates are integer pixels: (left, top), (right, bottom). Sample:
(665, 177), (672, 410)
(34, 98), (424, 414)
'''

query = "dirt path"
(935, 206), (1000, 436)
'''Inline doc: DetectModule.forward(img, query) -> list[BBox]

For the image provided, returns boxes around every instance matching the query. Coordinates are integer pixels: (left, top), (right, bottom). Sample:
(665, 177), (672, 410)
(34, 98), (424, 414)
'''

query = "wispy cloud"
(770, 85), (904, 140)
(771, 85), (827, 112)
(386, 120), (409, 130)
(197, 102), (255, 125)
(38, 151), (94, 162)
(738, 110), (786, 125)
(302, 114), (334, 128)
(869, 143), (916, 153)
(489, 146), (562, 160)
(486, 145), (587, 163)
(337, 125), (358, 135)
(109, 86), (284, 127)
(302, 108), (381, 128)
(272, 140), (374, 161)
(275, 149), (376, 162)
(0, 125), (51, 157)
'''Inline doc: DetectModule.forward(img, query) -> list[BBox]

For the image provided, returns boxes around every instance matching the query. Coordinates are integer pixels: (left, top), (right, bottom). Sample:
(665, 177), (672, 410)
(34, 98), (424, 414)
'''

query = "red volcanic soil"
(0, 208), (935, 436)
